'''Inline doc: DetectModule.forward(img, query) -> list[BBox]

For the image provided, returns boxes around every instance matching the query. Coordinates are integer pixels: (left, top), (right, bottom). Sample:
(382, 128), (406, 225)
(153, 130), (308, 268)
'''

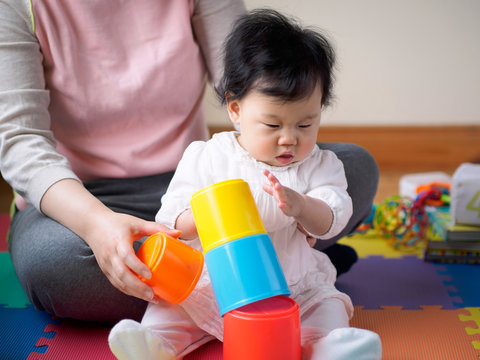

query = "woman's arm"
(0, 2), (180, 303)
(40, 179), (181, 303)
(192, 0), (246, 86)
(0, 0), (76, 209)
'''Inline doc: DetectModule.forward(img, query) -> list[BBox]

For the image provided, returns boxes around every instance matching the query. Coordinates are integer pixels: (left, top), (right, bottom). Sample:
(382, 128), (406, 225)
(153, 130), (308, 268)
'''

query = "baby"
(109, 9), (382, 360)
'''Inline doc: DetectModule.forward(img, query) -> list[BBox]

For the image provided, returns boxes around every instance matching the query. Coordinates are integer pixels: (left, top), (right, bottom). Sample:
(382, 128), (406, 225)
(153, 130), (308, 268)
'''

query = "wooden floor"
(0, 178), (12, 214)
(376, 170), (410, 202)
(1, 125), (478, 214)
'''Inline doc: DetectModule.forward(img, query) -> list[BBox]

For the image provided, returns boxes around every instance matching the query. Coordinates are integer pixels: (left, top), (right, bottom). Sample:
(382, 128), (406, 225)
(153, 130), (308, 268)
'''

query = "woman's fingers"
(117, 241), (151, 280)
(109, 250), (155, 302)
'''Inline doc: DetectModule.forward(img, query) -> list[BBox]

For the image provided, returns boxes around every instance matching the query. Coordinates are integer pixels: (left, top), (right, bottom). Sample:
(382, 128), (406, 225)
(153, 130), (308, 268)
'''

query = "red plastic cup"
(136, 233), (204, 304)
(223, 296), (301, 360)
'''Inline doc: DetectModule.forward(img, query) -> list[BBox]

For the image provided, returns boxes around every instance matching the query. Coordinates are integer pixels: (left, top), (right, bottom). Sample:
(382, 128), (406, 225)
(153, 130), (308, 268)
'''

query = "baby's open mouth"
(276, 153), (294, 165)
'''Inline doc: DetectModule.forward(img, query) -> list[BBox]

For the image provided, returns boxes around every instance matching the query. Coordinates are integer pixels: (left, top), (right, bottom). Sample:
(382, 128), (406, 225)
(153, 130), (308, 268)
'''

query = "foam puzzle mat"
(1, 214), (479, 359)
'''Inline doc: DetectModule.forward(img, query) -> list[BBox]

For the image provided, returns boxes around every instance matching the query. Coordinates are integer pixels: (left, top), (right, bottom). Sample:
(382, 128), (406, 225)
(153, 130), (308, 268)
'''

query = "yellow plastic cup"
(136, 233), (204, 304)
(190, 179), (266, 253)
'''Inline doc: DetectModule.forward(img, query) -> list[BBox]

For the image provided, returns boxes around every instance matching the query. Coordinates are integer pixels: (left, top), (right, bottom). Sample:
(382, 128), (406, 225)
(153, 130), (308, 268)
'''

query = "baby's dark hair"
(216, 9), (336, 106)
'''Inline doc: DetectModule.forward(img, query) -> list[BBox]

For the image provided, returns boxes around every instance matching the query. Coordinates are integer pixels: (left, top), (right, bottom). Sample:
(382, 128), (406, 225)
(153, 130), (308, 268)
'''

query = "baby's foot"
(108, 319), (176, 360)
(311, 327), (382, 360)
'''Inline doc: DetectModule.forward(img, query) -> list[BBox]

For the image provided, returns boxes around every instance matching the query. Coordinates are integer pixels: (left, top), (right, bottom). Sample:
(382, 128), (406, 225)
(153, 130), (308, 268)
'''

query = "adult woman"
(0, 0), (377, 323)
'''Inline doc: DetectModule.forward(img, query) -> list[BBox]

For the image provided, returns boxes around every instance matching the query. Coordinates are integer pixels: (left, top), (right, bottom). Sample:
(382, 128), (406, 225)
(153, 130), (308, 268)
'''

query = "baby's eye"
(299, 124), (311, 128)
(264, 123), (280, 128)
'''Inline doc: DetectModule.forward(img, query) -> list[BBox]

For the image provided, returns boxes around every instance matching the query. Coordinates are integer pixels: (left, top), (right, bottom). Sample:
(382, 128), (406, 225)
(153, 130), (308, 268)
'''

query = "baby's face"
(227, 86), (322, 167)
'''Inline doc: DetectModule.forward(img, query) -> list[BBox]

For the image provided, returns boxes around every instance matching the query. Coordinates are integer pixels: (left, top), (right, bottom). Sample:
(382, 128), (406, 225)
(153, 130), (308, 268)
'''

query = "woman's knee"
(9, 206), (147, 322)
(9, 207), (91, 308)
(314, 143), (379, 249)
(318, 142), (379, 184)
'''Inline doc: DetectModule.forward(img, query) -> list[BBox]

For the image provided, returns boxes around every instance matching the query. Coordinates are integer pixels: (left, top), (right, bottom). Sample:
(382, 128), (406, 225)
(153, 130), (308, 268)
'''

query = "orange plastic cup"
(223, 296), (301, 360)
(136, 233), (204, 304)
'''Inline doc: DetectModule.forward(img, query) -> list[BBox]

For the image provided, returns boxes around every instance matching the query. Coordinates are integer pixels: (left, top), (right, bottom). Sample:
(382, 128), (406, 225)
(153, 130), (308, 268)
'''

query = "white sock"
(310, 327), (382, 360)
(108, 319), (176, 360)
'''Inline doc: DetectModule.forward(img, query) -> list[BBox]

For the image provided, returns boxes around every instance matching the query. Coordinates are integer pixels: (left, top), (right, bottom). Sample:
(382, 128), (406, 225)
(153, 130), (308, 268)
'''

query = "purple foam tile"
(335, 256), (462, 309)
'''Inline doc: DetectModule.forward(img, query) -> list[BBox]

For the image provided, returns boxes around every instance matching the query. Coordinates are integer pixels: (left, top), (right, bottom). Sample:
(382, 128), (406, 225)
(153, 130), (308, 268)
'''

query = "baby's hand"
(297, 223), (317, 247)
(262, 169), (305, 217)
(175, 208), (198, 240)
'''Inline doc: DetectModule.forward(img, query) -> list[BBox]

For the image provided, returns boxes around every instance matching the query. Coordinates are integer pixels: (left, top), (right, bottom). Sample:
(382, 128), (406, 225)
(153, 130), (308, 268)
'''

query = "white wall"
(204, 0), (480, 126)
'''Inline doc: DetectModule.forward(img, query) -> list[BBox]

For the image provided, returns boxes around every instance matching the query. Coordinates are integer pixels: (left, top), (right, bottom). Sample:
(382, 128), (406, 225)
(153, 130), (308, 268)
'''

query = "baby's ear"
(226, 99), (241, 125)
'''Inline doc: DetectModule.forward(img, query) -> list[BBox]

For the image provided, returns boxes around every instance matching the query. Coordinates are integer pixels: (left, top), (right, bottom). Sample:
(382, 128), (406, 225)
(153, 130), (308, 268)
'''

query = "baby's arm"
(175, 208), (198, 240)
(262, 170), (333, 236)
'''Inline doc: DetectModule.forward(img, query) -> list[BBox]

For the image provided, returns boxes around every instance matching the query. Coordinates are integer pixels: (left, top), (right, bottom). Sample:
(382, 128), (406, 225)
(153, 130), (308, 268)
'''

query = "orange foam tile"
(350, 306), (480, 359)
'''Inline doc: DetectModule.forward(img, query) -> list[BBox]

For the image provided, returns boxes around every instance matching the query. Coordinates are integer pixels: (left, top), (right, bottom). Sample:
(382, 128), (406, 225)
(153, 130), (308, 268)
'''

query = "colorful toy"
(355, 204), (376, 233)
(136, 232), (204, 304)
(373, 196), (428, 248)
(190, 179), (290, 315)
(203, 233), (290, 315)
(415, 182), (451, 207)
(190, 179), (299, 359)
(370, 183), (451, 249)
(190, 178), (266, 252)
(399, 171), (451, 199)
(223, 296), (301, 360)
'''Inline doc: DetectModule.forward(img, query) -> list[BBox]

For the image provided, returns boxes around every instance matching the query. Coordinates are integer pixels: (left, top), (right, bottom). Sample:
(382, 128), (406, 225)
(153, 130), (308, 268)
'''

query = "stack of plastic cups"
(190, 179), (301, 359)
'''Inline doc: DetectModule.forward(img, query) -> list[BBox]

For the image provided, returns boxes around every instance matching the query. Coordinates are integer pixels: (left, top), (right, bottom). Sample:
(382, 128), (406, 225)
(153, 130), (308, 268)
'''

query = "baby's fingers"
(263, 169), (280, 185)
(262, 182), (274, 196)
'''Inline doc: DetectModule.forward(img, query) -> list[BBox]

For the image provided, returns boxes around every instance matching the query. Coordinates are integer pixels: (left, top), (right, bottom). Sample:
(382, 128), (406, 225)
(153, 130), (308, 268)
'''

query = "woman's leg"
(315, 143), (379, 274)
(8, 172), (174, 323)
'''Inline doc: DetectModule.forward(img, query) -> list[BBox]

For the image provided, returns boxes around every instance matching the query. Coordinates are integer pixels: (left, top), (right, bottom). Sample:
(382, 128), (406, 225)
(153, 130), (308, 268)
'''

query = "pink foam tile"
(27, 320), (115, 360)
(0, 215), (10, 252)
(27, 319), (223, 360)
(185, 340), (223, 360)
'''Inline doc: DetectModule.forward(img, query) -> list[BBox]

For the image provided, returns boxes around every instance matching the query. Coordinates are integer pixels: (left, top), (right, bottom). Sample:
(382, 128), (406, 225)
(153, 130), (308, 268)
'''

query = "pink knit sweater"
(0, 0), (245, 209)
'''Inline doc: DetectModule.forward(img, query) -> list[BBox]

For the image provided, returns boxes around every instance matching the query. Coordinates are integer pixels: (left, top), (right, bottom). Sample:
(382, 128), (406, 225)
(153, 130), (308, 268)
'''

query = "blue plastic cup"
(204, 233), (290, 316)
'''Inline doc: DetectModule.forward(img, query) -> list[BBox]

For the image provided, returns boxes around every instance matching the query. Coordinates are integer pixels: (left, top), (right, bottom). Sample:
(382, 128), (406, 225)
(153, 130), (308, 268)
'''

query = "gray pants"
(8, 143), (378, 324)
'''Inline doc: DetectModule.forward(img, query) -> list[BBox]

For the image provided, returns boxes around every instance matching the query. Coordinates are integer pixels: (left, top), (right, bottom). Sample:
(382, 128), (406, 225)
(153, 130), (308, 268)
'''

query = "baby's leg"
(301, 298), (381, 360)
(301, 296), (350, 344)
(109, 302), (214, 360)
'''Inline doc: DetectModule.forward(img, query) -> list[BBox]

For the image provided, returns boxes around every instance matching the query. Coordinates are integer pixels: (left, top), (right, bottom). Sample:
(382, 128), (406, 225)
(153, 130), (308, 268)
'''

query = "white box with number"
(451, 163), (480, 226)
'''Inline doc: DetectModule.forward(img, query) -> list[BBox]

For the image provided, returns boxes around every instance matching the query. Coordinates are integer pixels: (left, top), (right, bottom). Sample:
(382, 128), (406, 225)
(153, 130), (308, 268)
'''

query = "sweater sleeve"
(155, 141), (213, 228)
(0, 0), (79, 210)
(192, 0), (246, 86)
(304, 150), (353, 240)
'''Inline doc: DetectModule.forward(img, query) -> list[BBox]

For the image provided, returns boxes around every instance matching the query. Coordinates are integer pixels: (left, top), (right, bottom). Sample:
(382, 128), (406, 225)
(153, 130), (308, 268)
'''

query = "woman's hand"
(40, 178), (180, 303)
(87, 211), (181, 303)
